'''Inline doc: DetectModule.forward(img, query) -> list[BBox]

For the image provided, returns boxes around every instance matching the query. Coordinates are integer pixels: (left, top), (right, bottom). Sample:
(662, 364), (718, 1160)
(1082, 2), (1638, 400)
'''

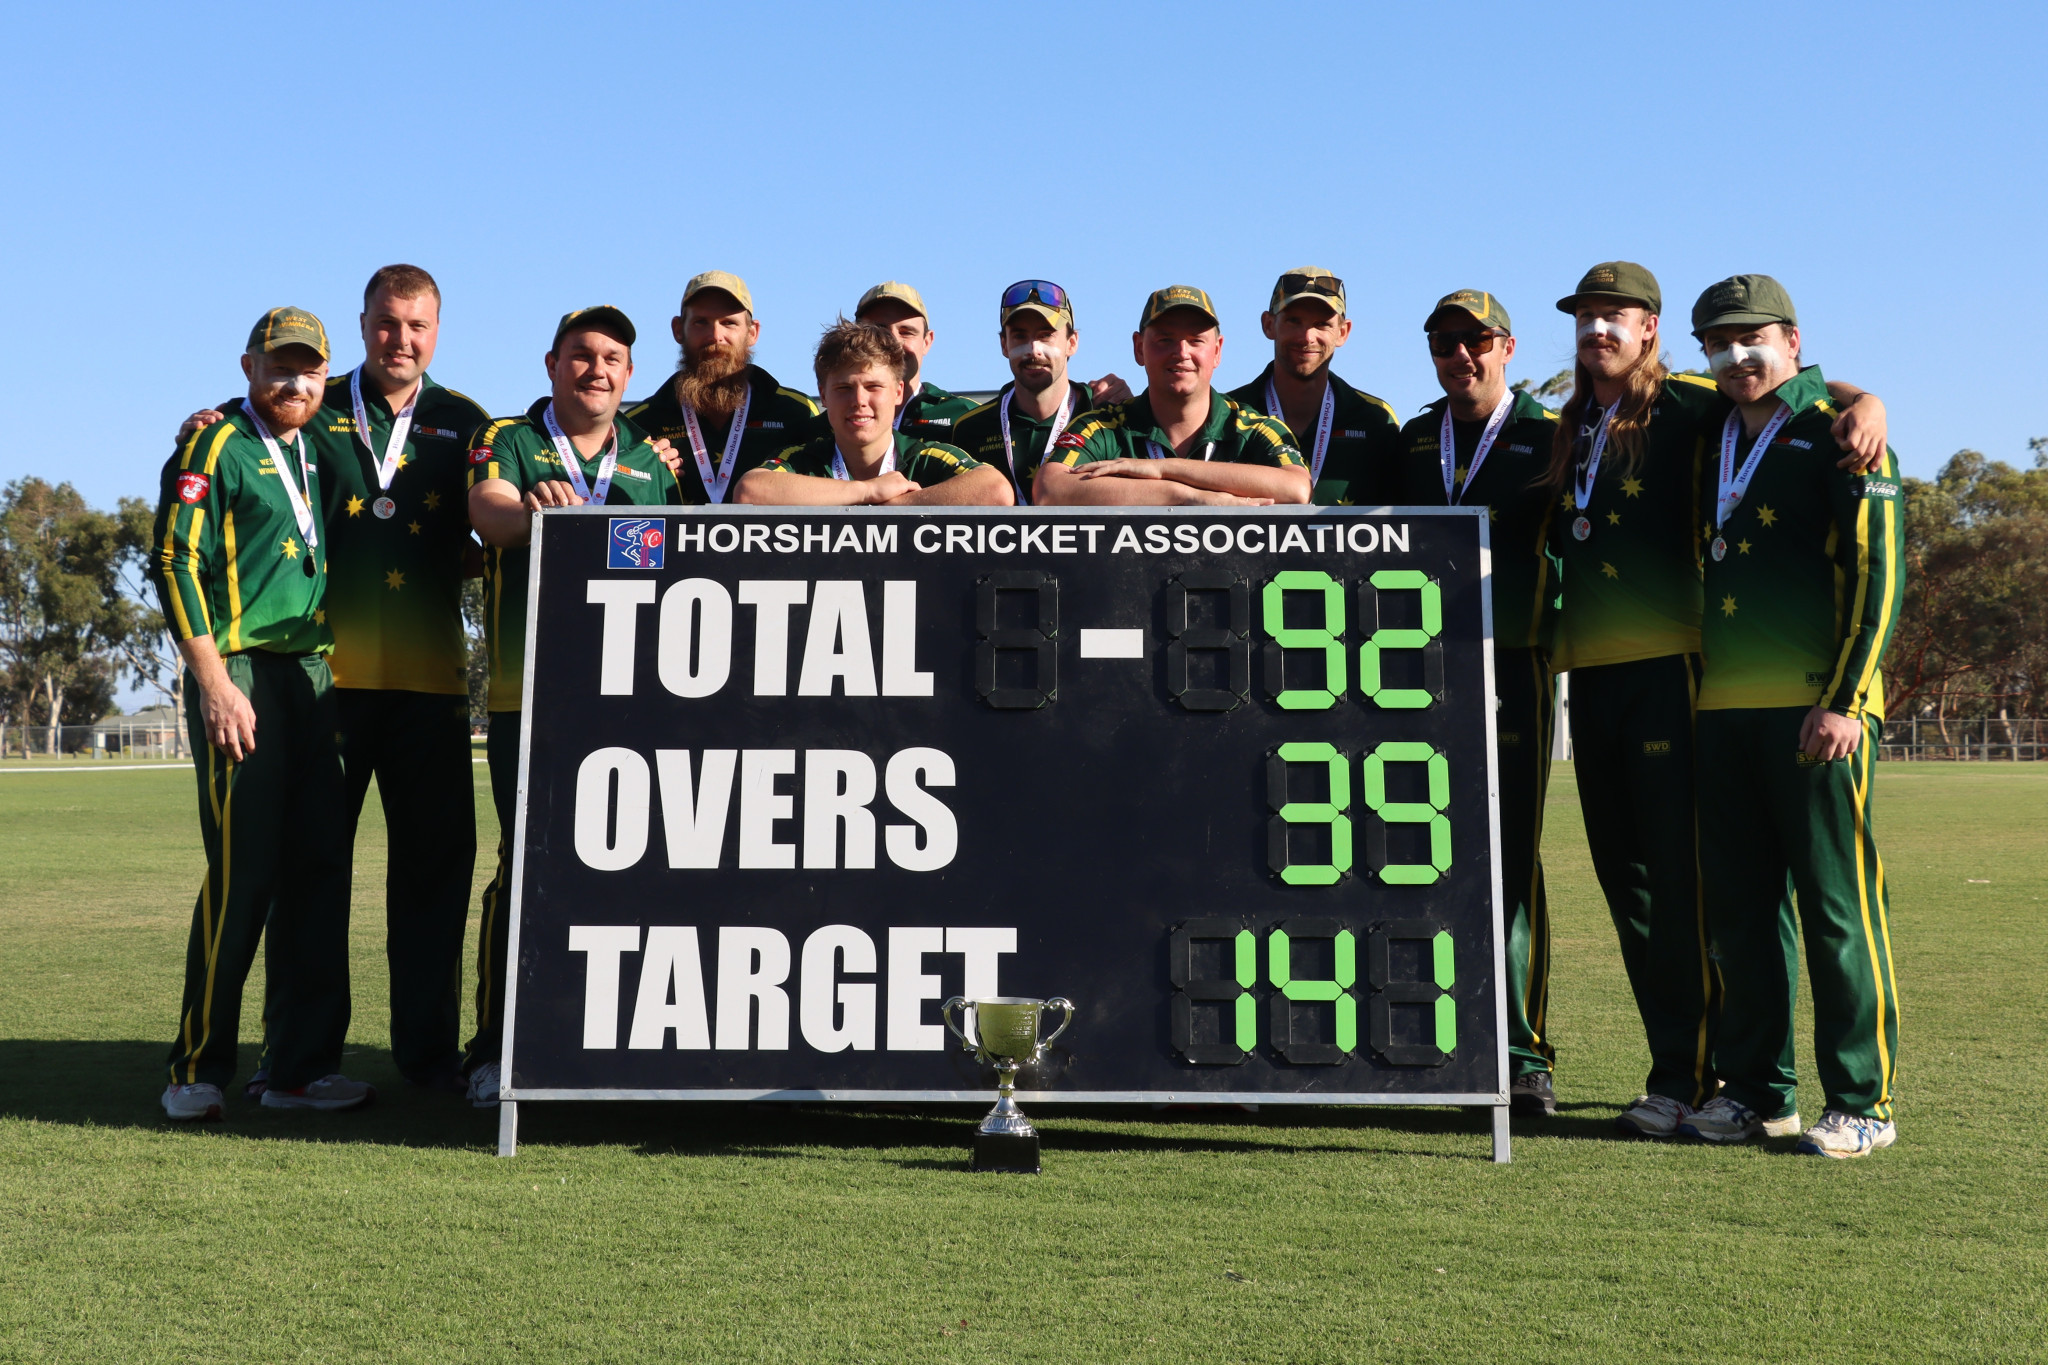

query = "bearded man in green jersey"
(1545, 261), (1888, 1139)
(624, 271), (822, 504)
(1387, 289), (1564, 1115)
(150, 308), (371, 1121)
(1036, 286), (1309, 506)
(1674, 276), (1904, 1158)
(951, 280), (1134, 505)
(736, 320), (1013, 506)
(461, 306), (683, 1106)
(850, 281), (977, 441)
(1225, 268), (1402, 506)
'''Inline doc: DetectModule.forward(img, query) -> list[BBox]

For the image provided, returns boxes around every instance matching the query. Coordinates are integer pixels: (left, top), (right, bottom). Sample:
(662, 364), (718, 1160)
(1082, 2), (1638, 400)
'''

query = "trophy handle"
(1037, 997), (1074, 1051)
(940, 996), (974, 1051)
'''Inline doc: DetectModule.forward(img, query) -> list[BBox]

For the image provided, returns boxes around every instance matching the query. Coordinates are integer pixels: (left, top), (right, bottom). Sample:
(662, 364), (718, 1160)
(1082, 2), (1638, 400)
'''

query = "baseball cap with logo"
(1139, 285), (1220, 330)
(246, 306), (330, 360)
(1425, 289), (1512, 335)
(552, 305), (637, 351)
(1269, 267), (1346, 316)
(1690, 274), (1798, 338)
(681, 270), (753, 314)
(1556, 261), (1663, 316)
(855, 281), (930, 323)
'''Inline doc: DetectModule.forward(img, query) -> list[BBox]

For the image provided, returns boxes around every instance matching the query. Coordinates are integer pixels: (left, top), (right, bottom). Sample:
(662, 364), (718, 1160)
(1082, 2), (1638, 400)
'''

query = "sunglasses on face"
(1279, 272), (1344, 300)
(1001, 279), (1070, 311)
(1427, 328), (1504, 358)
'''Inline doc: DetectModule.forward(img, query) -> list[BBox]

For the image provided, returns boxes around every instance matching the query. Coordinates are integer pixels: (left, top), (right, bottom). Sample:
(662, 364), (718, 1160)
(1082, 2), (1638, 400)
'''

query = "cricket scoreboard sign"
(500, 507), (1509, 1147)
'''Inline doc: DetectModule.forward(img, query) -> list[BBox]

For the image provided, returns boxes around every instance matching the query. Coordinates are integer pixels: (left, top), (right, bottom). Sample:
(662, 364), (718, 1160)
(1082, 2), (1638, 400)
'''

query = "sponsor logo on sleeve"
(1053, 431), (1086, 450)
(608, 517), (666, 570)
(175, 472), (211, 503)
(1863, 478), (1900, 499)
(469, 447), (492, 465)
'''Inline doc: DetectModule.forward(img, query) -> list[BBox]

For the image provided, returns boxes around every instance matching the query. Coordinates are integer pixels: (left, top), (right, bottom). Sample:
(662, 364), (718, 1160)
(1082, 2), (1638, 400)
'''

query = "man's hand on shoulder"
(1088, 373), (1134, 406)
(1830, 392), (1887, 472)
(649, 437), (681, 476)
(177, 409), (226, 444)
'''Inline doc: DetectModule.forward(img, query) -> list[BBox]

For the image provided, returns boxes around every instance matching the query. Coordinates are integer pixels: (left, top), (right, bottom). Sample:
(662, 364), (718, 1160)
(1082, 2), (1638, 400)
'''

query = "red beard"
(675, 343), (753, 421)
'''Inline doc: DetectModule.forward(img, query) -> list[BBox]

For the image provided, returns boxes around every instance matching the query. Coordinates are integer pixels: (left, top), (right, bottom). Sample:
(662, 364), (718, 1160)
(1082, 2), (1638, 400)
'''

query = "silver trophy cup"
(941, 995), (1074, 1173)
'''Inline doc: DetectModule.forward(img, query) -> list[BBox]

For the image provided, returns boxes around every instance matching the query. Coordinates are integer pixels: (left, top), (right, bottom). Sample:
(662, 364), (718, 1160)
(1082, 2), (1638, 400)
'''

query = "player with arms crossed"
(1225, 267), (1401, 505)
(1546, 261), (1887, 1138)
(736, 320), (1013, 506)
(1388, 289), (1565, 1116)
(152, 308), (369, 1119)
(1035, 286), (1309, 507)
(462, 306), (683, 1107)
(1677, 276), (1904, 1157)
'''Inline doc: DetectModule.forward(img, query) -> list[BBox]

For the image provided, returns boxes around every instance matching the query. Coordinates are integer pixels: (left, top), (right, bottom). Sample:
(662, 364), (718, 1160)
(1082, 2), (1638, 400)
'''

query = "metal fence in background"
(1880, 716), (2045, 761)
(0, 723), (187, 760)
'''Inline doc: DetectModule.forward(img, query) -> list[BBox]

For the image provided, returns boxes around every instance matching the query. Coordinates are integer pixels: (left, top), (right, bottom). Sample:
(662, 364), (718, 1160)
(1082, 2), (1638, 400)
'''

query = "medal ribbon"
(1716, 404), (1793, 528)
(542, 401), (618, 504)
(679, 381), (752, 505)
(1440, 390), (1514, 505)
(830, 442), (898, 481)
(1267, 375), (1336, 485)
(242, 402), (317, 549)
(1573, 401), (1620, 511)
(997, 383), (1075, 505)
(349, 366), (419, 493)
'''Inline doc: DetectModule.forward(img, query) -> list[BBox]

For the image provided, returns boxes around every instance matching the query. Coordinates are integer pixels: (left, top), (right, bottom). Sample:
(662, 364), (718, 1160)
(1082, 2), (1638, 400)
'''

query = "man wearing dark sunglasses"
(952, 280), (1133, 505)
(1036, 285), (1309, 506)
(850, 280), (976, 441)
(1226, 268), (1401, 505)
(1389, 288), (1565, 1119)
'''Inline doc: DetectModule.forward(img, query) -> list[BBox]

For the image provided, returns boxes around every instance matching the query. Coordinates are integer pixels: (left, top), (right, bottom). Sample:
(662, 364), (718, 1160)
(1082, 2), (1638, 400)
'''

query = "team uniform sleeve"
(466, 418), (524, 492)
(151, 424), (233, 642)
(905, 441), (980, 484)
(1238, 413), (1303, 468)
(1052, 415), (1117, 468)
(1820, 448), (1906, 718)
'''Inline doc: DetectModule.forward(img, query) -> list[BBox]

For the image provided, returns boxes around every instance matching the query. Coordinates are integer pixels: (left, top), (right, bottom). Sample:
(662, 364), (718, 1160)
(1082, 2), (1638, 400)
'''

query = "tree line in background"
(3, 429), (2042, 752)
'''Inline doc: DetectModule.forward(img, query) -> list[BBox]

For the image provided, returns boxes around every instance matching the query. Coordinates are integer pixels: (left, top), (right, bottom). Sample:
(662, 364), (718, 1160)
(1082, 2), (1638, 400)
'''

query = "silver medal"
(1711, 536), (1728, 562)
(373, 496), (397, 520)
(1572, 515), (1591, 541)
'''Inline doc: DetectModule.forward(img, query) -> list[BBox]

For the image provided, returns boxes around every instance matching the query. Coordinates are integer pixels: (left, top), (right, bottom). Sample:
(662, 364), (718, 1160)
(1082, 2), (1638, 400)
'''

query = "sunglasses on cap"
(1001, 280), (1070, 312)
(1427, 328), (1505, 358)
(1278, 272), (1344, 299)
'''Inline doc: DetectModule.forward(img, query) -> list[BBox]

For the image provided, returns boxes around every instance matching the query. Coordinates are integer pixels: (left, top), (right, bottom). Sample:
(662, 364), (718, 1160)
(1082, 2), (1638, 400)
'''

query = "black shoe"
(1509, 1071), (1556, 1117)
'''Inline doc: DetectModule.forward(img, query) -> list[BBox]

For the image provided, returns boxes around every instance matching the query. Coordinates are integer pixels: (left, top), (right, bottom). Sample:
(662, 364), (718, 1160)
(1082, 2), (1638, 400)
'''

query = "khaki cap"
(1000, 280), (1073, 330)
(245, 306), (330, 360)
(1556, 261), (1662, 316)
(552, 305), (636, 351)
(681, 270), (753, 314)
(1690, 274), (1798, 337)
(1139, 284), (1220, 330)
(1425, 289), (1512, 335)
(1269, 266), (1346, 316)
(855, 280), (929, 322)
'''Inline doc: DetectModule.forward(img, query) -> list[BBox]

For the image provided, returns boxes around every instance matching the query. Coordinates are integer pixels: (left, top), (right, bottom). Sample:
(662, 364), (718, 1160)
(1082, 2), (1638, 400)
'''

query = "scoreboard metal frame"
(497, 506), (1511, 1162)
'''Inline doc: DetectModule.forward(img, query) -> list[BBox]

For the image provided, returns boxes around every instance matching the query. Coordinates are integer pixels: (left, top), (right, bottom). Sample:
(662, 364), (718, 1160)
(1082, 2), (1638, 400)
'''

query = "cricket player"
(462, 306), (683, 1106)
(1225, 267), (1402, 505)
(1677, 276), (1904, 1157)
(735, 319), (1013, 505)
(151, 308), (370, 1119)
(1387, 290), (1563, 1115)
(850, 281), (977, 440)
(1035, 286), (1308, 506)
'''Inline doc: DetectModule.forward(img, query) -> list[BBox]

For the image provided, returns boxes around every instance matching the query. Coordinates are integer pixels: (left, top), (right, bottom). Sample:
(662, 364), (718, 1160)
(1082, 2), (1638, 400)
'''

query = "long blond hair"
(1545, 334), (1668, 487)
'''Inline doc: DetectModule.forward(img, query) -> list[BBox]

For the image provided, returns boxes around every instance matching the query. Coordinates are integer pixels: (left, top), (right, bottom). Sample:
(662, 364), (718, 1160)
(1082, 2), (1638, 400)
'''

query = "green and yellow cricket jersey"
(951, 379), (1095, 503)
(1549, 372), (1720, 673)
(311, 372), (487, 695)
(151, 399), (331, 656)
(894, 381), (977, 441)
(1695, 365), (1904, 716)
(467, 399), (681, 712)
(1051, 390), (1304, 469)
(755, 431), (984, 485)
(1391, 391), (1562, 651)
(624, 365), (820, 504)
(1225, 364), (1401, 505)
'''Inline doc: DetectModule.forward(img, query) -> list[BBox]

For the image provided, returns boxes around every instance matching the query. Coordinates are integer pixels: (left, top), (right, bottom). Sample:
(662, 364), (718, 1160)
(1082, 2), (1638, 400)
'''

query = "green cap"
(1556, 261), (1662, 316)
(1425, 289), (1511, 335)
(245, 306), (330, 360)
(681, 270), (753, 314)
(1268, 266), (1346, 316)
(553, 305), (636, 351)
(855, 280), (929, 322)
(1690, 274), (1798, 338)
(1139, 284), (1219, 330)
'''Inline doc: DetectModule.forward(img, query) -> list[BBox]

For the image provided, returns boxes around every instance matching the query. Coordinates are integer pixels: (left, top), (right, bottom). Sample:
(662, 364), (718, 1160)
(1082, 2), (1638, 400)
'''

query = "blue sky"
(3, 1), (2043, 513)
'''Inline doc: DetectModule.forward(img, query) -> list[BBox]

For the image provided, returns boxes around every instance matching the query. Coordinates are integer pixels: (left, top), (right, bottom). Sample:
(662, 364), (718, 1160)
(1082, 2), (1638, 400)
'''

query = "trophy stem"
(972, 1056), (1041, 1173)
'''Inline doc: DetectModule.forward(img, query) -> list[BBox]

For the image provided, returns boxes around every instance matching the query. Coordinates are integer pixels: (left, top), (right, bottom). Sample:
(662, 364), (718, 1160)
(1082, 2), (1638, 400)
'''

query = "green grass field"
(1, 760), (2043, 1362)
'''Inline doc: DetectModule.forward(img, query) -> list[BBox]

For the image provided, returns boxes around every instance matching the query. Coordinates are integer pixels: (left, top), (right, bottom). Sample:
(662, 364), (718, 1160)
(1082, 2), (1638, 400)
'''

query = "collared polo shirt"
(1226, 363), (1400, 505)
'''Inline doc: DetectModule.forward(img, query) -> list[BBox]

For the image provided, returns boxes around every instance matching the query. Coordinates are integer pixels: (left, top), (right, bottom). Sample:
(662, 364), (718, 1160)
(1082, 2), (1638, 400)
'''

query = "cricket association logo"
(608, 517), (665, 570)
(175, 472), (210, 504)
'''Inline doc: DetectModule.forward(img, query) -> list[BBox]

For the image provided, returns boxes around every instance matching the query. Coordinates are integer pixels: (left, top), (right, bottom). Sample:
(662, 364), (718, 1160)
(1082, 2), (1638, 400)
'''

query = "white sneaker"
(162, 1082), (224, 1121)
(466, 1062), (501, 1109)
(1678, 1095), (1792, 1143)
(259, 1074), (375, 1111)
(1797, 1109), (1897, 1159)
(1614, 1093), (1693, 1139)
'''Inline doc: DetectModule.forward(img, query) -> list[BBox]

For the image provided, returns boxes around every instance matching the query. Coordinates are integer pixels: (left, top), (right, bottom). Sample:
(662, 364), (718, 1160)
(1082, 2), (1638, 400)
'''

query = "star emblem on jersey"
(1605, 510), (1621, 526)
(1757, 505), (1778, 526)
(1721, 594), (1738, 616)
(345, 495), (365, 517)
(423, 491), (441, 511)
(384, 569), (406, 590)
(281, 538), (300, 559)
(407, 520), (422, 535)
(1601, 561), (1618, 578)
(1737, 539), (1753, 555)
(1620, 476), (1644, 498)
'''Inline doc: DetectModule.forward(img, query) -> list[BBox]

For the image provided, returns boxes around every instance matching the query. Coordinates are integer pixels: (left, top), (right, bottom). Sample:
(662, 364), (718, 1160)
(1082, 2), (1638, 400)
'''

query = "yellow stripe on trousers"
(1850, 729), (1897, 1117)
(189, 743), (236, 1083)
(1523, 650), (1554, 1058)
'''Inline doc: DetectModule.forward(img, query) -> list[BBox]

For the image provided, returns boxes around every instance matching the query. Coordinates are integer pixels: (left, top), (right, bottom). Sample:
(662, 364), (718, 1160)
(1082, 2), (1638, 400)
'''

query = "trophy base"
(971, 1128), (1042, 1174)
